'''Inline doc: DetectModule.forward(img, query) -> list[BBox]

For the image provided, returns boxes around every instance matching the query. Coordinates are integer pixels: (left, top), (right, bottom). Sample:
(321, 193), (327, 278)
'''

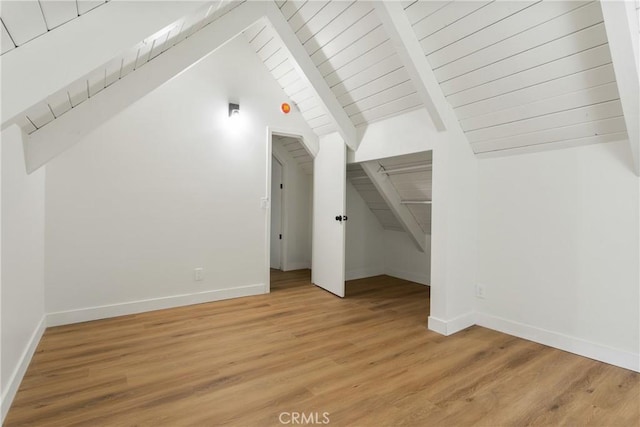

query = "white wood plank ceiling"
(404, 0), (627, 154)
(243, 19), (338, 136)
(273, 134), (313, 174)
(0, 1), (109, 55)
(11, 1), (243, 135)
(347, 163), (404, 231)
(247, 0), (421, 133)
(7, 0), (631, 159)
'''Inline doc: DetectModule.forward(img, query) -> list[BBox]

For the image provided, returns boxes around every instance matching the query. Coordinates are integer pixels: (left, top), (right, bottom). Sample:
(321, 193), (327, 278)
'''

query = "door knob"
(335, 215), (348, 222)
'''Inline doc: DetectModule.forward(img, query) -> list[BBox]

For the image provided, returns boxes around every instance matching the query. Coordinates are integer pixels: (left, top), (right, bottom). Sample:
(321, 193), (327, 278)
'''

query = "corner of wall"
(1, 315), (46, 423)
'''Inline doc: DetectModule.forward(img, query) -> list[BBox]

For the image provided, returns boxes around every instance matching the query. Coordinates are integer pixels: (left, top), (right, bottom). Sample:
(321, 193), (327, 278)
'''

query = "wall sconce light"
(228, 103), (240, 117)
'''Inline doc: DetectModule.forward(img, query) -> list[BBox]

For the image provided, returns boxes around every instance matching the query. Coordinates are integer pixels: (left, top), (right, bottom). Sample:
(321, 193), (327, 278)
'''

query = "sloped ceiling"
(403, 0), (627, 154)
(348, 151), (431, 234)
(247, 0), (422, 132)
(3, 0), (635, 162)
(6, 0), (243, 134)
(347, 163), (404, 231)
(273, 134), (313, 174)
(1, 0), (109, 54)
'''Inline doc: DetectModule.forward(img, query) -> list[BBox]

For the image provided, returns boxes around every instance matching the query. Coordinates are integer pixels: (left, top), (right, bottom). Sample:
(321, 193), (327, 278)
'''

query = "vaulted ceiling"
(1, 0), (109, 54)
(1, 0), (637, 164)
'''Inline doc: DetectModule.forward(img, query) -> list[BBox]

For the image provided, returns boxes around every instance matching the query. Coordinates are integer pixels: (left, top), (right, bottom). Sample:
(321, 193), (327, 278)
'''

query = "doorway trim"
(271, 153), (286, 271)
(265, 127), (315, 293)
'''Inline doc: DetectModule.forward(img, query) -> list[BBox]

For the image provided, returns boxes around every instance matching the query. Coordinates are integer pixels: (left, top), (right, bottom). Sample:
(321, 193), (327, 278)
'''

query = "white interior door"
(270, 157), (283, 269)
(312, 133), (346, 297)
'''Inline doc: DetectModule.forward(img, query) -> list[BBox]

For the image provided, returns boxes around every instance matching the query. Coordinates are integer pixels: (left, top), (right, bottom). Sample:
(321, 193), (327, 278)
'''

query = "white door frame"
(264, 127), (315, 293)
(270, 153), (285, 271)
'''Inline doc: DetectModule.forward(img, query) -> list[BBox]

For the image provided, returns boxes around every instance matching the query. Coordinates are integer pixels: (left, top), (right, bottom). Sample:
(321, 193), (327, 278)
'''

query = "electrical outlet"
(194, 268), (204, 282)
(476, 283), (486, 299)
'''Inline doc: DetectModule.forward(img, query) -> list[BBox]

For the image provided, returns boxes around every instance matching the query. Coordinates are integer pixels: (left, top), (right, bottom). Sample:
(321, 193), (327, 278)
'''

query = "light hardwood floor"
(6, 270), (639, 426)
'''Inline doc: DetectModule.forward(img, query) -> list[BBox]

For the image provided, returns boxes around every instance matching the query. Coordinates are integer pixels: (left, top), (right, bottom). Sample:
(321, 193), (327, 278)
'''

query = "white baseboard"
(2, 315), (46, 423)
(476, 312), (640, 373)
(346, 267), (385, 281)
(385, 267), (429, 285)
(47, 284), (265, 327)
(428, 312), (475, 336)
(283, 261), (311, 271)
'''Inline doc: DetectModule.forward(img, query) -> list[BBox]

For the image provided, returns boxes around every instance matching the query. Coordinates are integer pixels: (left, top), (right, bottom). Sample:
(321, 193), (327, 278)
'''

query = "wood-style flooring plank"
(6, 270), (639, 426)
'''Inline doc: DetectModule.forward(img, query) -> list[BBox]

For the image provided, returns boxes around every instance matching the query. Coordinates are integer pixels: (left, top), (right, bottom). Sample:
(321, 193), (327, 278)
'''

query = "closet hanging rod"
(379, 164), (432, 174)
(400, 200), (432, 205)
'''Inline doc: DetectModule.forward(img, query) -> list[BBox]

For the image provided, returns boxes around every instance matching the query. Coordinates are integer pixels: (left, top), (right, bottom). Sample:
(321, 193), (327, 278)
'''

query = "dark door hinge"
(279, 234), (282, 239)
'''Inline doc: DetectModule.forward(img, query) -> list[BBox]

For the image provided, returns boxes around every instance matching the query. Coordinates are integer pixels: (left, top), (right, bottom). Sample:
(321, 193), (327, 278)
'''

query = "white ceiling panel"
(288, 1), (328, 33)
(441, 23), (609, 96)
(455, 63), (617, 121)
(421, 1), (536, 57)
(244, 21), (337, 136)
(330, 54), (404, 98)
(120, 47), (140, 78)
(87, 68), (106, 97)
(301, 1), (371, 56)
(25, 101), (55, 128)
(76, 0), (106, 15)
(295, 1), (351, 45)
(135, 41), (153, 69)
(257, 37), (281, 62)
(67, 79), (89, 107)
(426, 1), (586, 69)
(272, 59), (294, 79)
(280, 0), (306, 21)
(412, 1), (490, 42)
(467, 100), (624, 144)
(460, 82), (620, 132)
(11, 1), (243, 136)
(16, 115), (37, 134)
(149, 32), (170, 60)
(316, 24), (388, 75)
(336, 68), (410, 106)
(309, 7), (378, 66)
(472, 116), (627, 154)
(323, 39), (396, 87)
(350, 93), (422, 126)
(344, 81), (416, 116)
(274, 135), (313, 175)
(47, 90), (73, 118)
(434, 2), (603, 83)
(1, 1), (47, 45)
(104, 57), (123, 87)
(403, 1), (450, 26)
(1, 19), (16, 54)
(40, 1), (77, 29)
(447, 44), (613, 109)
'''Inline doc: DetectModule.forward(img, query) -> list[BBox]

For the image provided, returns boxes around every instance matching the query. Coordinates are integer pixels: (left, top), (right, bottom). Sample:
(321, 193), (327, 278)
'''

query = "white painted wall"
(1, 126), (46, 420)
(476, 140), (640, 371)
(345, 181), (386, 280)
(272, 141), (312, 271)
(43, 36), (315, 324)
(345, 183), (429, 284)
(349, 108), (435, 164)
(384, 230), (430, 285)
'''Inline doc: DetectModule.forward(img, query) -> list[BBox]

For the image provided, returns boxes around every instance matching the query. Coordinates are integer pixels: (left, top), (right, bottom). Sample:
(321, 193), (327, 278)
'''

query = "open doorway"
(268, 132), (314, 292)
